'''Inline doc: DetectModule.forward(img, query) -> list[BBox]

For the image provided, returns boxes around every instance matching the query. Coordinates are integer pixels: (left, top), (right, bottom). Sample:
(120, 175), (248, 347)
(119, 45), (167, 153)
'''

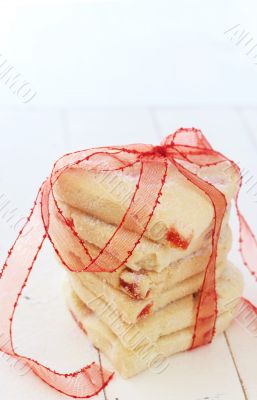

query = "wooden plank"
(226, 108), (257, 400)
(225, 323), (257, 400)
(153, 107), (257, 399)
(1, 108), (253, 400)
(0, 109), (104, 400)
(103, 335), (246, 400)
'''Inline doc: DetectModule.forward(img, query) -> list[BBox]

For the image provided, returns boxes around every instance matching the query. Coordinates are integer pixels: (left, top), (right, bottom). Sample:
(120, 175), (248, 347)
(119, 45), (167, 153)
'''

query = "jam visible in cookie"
(137, 303), (153, 320)
(166, 227), (190, 249)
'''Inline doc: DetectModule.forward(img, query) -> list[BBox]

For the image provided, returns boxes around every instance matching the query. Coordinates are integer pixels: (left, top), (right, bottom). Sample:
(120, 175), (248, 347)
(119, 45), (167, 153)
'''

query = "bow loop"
(163, 127), (213, 150)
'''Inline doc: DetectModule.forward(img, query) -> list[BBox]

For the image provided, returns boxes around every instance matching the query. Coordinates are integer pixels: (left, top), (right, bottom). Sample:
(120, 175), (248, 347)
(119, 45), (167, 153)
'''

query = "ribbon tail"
(235, 195), (257, 325)
(236, 205), (257, 277)
(0, 183), (113, 398)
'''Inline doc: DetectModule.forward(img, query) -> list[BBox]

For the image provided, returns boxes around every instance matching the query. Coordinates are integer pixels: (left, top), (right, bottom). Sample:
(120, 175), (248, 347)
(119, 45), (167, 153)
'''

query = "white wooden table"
(0, 107), (256, 400)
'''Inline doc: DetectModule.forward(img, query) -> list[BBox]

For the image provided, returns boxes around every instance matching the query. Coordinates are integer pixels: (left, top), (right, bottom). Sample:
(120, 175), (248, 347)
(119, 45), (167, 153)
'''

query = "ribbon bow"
(0, 128), (256, 398)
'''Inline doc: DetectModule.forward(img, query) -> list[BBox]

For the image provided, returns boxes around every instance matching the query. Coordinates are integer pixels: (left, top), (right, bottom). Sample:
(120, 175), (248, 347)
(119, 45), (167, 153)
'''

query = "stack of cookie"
(55, 159), (243, 378)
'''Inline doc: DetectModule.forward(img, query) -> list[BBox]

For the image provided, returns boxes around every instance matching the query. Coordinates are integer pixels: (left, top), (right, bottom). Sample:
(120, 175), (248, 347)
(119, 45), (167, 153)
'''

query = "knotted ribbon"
(0, 128), (256, 398)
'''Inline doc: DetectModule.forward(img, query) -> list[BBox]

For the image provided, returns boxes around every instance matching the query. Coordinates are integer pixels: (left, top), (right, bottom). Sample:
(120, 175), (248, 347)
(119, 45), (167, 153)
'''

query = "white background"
(0, 0), (257, 107)
(0, 1), (256, 400)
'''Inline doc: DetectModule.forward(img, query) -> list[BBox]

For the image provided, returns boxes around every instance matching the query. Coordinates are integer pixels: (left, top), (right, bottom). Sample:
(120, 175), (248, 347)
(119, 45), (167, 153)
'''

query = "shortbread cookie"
(55, 160), (238, 248)
(65, 270), (241, 378)
(69, 261), (226, 325)
(57, 200), (231, 273)
(68, 264), (243, 349)
(70, 225), (231, 300)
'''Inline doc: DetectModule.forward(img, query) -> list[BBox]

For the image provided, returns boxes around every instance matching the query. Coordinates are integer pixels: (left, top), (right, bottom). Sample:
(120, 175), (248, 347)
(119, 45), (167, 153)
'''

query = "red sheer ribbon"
(0, 128), (256, 398)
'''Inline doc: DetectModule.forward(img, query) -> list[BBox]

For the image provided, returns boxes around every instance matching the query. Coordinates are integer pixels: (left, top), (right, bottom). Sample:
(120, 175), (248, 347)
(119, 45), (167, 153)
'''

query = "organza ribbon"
(0, 128), (256, 398)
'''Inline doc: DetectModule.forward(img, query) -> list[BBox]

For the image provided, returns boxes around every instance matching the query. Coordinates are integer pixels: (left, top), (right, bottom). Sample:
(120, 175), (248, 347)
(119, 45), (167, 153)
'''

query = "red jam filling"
(166, 227), (189, 249)
(119, 278), (143, 300)
(119, 269), (150, 300)
(137, 303), (153, 319)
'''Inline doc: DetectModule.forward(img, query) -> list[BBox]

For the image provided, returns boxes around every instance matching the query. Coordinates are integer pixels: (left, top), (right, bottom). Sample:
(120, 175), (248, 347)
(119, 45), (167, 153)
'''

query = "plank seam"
(97, 349), (109, 400)
(224, 332), (248, 400)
